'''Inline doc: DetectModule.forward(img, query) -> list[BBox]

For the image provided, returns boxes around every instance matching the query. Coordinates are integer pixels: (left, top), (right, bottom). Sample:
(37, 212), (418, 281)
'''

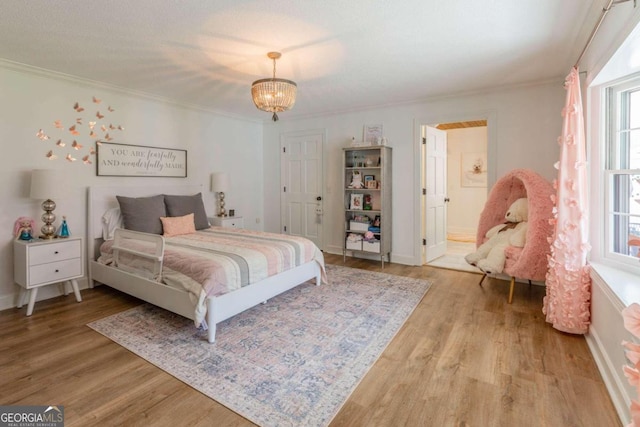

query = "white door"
(424, 126), (447, 262)
(280, 130), (324, 249)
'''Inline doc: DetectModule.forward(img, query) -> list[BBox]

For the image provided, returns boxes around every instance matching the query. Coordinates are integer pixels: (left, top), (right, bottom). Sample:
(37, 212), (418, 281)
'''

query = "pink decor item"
(543, 67), (591, 334)
(474, 168), (554, 282)
(622, 303), (640, 426)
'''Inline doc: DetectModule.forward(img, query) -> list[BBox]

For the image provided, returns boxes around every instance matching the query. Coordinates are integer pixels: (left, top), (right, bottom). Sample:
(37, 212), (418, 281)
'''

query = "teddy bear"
(465, 197), (529, 275)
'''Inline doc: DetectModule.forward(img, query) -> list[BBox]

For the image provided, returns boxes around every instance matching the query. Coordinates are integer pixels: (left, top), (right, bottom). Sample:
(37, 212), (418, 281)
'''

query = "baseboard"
(0, 277), (90, 313)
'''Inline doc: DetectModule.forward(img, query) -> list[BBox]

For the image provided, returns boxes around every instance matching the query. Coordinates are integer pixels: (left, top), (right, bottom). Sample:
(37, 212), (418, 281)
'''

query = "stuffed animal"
(465, 198), (529, 275)
(13, 217), (36, 241)
(348, 171), (364, 189)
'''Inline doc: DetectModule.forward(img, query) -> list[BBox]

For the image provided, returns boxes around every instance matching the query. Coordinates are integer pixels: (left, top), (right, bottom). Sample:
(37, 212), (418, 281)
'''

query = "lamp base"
(40, 199), (57, 239)
(217, 192), (226, 217)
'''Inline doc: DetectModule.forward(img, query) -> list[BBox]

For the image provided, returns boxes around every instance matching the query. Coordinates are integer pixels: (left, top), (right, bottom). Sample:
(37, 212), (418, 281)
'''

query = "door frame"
(279, 128), (327, 250)
(412, 111), (497, 266)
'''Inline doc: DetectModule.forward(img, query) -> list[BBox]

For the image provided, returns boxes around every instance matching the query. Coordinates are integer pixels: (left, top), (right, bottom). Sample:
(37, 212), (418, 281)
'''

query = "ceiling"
(0, 0), (601, 122)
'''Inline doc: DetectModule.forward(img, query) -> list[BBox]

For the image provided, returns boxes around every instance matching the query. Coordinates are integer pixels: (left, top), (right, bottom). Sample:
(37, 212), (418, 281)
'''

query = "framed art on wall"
(460, 151), (487, 187)
(97, 142), (187, 177)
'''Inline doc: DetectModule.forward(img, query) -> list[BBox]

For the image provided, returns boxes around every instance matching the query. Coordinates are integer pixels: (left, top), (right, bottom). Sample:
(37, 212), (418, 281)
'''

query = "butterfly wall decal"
(36, 129), (50, 140)
(37, 97), (124, 165)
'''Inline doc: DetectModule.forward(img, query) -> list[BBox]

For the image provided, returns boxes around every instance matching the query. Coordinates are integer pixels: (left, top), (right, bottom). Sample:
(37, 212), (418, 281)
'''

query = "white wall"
(263, 82), (564, 265)
(446, 127), (487, 238)
(0, 63), (263, 310)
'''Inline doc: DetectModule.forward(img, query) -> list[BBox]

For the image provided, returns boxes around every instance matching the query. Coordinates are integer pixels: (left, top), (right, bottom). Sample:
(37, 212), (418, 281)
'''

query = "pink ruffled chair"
(475, 169), (554, 303)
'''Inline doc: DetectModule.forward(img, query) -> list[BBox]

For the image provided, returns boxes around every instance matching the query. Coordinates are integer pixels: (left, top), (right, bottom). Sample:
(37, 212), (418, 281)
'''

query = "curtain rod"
(574, 0), (635, 68)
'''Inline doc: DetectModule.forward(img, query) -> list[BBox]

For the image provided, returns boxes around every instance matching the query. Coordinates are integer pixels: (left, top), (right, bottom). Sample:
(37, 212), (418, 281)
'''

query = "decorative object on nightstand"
(57, 216), (70, 238)
(13, 236), (83, 316)
(30, 169), (63, 239)
(209, 216), (244, 229)
(13, 217), (36, 241)
(210, 172), (229, 217)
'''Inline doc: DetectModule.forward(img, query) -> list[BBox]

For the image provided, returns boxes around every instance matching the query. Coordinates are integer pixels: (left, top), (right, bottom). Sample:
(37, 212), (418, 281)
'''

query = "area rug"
(87, 264), (431, 427)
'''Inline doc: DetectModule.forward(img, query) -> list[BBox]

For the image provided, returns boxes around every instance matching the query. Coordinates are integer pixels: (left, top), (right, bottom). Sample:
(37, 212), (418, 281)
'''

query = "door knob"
(444, 197), (450, 202)
(316, 196), (322, 201)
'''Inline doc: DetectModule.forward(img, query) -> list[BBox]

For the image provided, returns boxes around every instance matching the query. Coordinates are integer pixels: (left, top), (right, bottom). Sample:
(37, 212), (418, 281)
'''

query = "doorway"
(421, 120), (488, 271)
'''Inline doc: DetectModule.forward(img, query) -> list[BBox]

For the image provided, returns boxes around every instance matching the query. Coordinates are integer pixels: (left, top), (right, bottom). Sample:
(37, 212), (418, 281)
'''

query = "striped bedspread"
(99, 227), (326, 327)
(100, 227), (326, 299)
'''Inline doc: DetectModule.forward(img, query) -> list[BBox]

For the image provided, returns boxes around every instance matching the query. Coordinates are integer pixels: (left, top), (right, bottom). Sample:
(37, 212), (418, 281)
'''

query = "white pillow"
(102, 207), (123, 240)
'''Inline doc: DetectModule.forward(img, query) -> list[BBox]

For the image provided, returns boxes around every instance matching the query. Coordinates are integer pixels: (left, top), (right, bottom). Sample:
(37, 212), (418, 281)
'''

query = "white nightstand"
(13, 236), (84, 316)
(209, 216), (244, 229)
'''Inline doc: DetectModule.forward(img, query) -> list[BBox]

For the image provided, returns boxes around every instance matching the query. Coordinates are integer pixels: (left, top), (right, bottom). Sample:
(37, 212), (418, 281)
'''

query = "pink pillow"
(160, 213), (196, 237)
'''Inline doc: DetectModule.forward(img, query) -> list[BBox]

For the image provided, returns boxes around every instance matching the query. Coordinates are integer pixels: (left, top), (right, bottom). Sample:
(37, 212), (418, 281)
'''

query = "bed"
(87, 184), (326, 343)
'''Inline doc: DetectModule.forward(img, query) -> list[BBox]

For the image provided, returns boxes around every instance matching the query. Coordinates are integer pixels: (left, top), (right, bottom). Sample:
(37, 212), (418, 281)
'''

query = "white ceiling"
(0, 0), (601, 121)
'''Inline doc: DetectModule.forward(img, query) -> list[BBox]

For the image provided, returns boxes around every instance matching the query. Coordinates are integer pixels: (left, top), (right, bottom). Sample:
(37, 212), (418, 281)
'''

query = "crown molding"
(0, 58), (262, 124)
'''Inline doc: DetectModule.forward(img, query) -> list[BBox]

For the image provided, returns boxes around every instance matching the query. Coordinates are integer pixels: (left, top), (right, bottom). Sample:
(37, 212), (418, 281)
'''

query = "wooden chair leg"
(508, 276), (515, 304)
(478, 273), (487, 287)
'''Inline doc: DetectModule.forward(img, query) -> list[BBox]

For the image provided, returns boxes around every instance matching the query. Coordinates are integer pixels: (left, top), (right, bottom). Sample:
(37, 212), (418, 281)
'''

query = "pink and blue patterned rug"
(88, 264), (431, 427)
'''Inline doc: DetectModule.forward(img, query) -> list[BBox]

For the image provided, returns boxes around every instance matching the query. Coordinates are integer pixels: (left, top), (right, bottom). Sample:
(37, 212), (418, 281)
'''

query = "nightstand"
(209, 216), (244, 229)
(13, 236), (83, 316)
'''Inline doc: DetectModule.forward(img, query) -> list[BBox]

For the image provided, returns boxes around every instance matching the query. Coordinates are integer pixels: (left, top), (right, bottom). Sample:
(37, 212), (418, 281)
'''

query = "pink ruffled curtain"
(542, 67), (591, 334)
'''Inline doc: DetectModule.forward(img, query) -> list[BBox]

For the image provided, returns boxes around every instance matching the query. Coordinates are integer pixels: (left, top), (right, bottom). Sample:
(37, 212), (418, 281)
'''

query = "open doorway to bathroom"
(422, 120), (488, 272)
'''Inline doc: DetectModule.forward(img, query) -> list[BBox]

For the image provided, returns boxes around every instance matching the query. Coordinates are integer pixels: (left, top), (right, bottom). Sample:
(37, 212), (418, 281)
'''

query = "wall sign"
(97, 142), (187, 177)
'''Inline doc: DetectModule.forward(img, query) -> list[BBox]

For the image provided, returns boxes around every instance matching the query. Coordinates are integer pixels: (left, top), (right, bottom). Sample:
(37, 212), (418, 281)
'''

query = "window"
(605, 78), (640, 270)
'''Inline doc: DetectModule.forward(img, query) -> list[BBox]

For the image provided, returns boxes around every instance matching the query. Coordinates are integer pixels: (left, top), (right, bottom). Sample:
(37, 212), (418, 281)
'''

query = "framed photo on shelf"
(364, 174), (374, 183)
(350, 193), (364, 210)
(366, 180), (378, 189)
(363, 124), (383, 145)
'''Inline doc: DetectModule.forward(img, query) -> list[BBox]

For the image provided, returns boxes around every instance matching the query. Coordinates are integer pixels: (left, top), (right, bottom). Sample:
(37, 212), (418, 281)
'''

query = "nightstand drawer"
(28, 240), (81, 266)
(209, 216), (244, 229)
(28, 258), (82, 287)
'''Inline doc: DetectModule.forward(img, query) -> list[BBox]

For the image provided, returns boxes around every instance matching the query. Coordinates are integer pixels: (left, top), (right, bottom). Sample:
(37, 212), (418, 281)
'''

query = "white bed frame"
(87, 184), (322, 343)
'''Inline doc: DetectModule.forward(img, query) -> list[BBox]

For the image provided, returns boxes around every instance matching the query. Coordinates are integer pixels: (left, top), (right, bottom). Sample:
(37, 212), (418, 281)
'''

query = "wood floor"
(0, 254), (621, 426)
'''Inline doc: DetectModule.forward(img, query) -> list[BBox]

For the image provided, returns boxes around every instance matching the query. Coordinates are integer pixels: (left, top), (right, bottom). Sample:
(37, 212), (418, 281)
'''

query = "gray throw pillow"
(164, 193), (209, 230)
(116, 194), (166, 235)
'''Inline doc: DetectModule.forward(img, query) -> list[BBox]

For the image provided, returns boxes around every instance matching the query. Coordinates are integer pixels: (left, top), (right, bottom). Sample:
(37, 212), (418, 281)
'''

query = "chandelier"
(251, 52), (297, 121)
